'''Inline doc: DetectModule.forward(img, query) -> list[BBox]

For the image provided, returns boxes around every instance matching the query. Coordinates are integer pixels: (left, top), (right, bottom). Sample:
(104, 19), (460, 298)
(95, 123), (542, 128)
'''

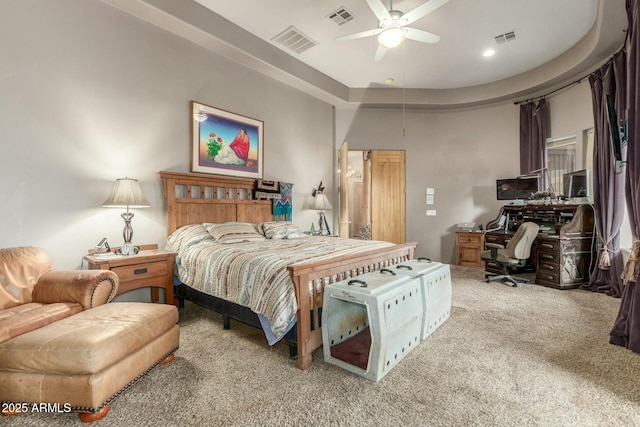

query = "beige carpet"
(5, 266), (640, 426)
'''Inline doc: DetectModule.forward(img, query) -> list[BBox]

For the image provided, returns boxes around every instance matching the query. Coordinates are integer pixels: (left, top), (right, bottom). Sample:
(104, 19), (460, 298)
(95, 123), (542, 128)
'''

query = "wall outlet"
(426, 210), (437, 216)
(426, 195), (434, 205)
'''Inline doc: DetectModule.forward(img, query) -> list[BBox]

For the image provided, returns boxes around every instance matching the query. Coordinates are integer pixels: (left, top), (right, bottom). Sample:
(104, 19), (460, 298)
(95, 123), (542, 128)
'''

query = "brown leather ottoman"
(0, 302), (179, 422)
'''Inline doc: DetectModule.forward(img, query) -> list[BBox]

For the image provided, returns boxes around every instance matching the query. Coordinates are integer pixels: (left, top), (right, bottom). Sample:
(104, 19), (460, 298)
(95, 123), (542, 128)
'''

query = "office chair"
(480, 222), (540, 287)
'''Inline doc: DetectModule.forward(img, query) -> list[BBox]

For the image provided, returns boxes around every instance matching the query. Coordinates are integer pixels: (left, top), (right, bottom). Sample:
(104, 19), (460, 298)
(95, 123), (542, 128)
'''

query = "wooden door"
(338, 141), (349, 238)
(370, 150), (406, 243)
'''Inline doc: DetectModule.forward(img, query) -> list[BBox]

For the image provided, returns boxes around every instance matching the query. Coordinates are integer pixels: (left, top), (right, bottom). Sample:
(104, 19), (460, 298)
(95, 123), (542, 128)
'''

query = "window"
(545, 129), (594, 201)
(546, 134), (576, 195)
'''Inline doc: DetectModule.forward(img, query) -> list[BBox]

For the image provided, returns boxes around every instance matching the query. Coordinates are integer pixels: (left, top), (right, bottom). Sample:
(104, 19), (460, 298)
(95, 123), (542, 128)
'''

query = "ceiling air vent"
(494, 30), (517, 44)
(327, 7), (355, 25)
(271, 26), (317, 54)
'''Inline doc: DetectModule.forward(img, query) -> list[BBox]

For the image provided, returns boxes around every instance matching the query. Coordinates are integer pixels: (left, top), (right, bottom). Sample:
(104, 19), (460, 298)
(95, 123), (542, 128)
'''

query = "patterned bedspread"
(172, 236), (394, 340)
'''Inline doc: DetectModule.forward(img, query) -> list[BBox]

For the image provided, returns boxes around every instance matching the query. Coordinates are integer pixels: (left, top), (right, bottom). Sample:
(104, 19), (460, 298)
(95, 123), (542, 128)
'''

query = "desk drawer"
(457, 233), (482, 244)
(536, 268), (560, 285)
(537, 239), (560, 253)
(484, 234), (511, 246)
(112, 261), (167, 282)
(538, 252), (559, 263)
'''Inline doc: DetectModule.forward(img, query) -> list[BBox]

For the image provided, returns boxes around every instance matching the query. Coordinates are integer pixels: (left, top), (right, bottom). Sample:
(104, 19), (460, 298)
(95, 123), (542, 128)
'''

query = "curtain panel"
(584, 52), (626, 297)
(519, 99), (549, 177)
(610, 0), (640, 351)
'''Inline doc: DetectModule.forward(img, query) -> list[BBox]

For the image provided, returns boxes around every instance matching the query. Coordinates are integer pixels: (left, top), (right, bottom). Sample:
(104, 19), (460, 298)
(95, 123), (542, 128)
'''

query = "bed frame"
(159, 170), (416, 370)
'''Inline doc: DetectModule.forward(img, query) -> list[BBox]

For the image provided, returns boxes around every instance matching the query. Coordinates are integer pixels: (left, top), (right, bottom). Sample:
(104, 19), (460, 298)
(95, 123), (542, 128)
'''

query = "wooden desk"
(84, 244), (176, 304)
(484, 204), (596, 289)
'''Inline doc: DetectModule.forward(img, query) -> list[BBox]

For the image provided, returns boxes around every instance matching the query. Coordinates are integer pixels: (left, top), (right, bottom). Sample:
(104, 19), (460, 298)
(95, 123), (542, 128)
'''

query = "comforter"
(171, 235), (394, 340)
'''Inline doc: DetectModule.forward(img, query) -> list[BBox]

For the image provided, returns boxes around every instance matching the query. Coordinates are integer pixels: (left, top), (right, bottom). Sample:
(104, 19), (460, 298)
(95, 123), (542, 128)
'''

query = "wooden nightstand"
(84, 244), (176, 305)
(455, 231), (484, 268)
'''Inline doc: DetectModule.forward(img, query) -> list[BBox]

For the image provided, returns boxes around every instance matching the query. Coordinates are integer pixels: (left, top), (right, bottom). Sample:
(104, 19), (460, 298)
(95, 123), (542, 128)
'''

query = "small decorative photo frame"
(191, 101), (264, 178)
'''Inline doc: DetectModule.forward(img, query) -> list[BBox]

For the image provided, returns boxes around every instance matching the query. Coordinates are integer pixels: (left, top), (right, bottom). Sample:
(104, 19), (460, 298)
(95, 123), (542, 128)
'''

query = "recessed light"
(385, 77), (395, 85)
(483, 49), (495, 57)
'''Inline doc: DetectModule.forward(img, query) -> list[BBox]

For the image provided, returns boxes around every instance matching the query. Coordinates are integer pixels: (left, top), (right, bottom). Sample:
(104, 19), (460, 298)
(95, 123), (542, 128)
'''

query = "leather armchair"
(0, 246), (119, 344)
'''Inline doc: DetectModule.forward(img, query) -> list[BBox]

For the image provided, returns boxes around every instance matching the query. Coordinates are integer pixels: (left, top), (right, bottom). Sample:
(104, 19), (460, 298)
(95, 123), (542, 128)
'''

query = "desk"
(484, 204), (596, 289)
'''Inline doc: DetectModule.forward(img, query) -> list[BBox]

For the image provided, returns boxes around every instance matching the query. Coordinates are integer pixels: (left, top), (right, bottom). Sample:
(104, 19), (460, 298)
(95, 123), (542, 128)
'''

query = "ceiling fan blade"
(374, 44), (387, 62)
(405, 27), (440, 44)
(366, 0), (391, 22)
(334, 28), (383, 42)
(402, 0), (449, 26)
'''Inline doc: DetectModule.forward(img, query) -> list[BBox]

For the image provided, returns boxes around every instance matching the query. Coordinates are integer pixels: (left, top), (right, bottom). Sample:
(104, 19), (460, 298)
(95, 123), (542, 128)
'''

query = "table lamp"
(102, 177), (150, 255)
(313, 193), (333, 236)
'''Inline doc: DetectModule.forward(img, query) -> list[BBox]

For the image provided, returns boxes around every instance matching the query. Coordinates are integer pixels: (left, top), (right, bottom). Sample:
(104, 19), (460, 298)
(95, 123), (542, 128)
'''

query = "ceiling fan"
(335, 0), (448, 62)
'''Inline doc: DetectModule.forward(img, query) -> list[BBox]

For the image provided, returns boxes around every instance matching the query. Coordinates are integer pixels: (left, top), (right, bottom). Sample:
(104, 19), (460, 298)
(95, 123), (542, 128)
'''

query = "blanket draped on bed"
(273, 182), (293, 221)
(254, 180), (293, 221)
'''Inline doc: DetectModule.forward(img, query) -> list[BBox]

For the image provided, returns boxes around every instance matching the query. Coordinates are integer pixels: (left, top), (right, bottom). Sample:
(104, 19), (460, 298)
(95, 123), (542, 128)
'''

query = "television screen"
(496, 177), (541, 201)
(563, 169), (590, 199)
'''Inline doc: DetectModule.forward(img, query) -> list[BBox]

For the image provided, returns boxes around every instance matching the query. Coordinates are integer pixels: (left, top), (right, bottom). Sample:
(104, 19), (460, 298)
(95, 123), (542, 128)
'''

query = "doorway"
(339, 144), (406, 243)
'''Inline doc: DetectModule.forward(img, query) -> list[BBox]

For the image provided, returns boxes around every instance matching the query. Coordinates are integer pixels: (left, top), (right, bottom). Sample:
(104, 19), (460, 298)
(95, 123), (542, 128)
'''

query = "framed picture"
(191, 101), (264, 178)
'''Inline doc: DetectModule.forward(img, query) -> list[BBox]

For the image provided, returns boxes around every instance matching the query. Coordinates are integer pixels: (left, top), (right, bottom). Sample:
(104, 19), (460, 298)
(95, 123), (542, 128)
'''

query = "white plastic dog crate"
(322, 269), (423, 382)
(393, 258), (452, 340)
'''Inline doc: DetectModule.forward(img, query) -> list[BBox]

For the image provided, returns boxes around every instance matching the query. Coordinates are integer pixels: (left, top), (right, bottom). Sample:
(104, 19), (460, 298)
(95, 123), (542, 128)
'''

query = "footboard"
(287, 242), (417, 370)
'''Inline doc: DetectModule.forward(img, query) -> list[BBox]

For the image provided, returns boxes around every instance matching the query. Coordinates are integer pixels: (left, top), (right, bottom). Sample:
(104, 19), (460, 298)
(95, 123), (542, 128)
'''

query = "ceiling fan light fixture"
(378, 27), (405, 48)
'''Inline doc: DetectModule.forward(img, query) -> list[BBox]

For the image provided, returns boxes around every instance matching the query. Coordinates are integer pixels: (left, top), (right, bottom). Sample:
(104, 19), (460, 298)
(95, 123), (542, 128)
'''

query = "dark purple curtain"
(519, 99), (549, 177)
(583, 52), (626, 297)
(610, 0), (640, 351)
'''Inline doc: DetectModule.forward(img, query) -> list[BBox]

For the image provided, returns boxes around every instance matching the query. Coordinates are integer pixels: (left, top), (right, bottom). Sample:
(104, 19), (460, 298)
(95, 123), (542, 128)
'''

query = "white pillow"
(165, 224), (214, 251)
(204, 222), (266, 244)
(260, 221), (309, 239)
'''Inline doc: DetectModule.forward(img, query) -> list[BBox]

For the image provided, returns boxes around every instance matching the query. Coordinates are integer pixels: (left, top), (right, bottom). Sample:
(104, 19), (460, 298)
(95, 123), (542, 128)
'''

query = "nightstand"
(84, 244), (176, 305)
(455, 231), (484, 268)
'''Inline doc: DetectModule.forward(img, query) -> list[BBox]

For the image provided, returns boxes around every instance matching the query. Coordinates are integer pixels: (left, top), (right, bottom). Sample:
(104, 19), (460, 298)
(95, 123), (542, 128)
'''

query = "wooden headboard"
(159, 171), (274, 234)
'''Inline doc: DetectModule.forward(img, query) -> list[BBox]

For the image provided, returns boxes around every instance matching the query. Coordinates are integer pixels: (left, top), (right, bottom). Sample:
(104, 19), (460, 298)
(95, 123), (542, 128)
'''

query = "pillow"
(165, 224), (214, 251)
(260, 221), (309, 240)
(204, 222), (266, 244)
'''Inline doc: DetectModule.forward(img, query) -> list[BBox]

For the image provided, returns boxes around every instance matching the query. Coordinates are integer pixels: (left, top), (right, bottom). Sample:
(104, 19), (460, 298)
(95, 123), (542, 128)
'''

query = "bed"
(159, 171), (416, 370)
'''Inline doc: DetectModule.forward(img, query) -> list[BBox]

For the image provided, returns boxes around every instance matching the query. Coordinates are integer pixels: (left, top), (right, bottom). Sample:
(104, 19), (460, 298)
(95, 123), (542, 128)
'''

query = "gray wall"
(336, 82), (600, 263)
(0, 0), (333, 272)
(1, 0), (613, 276)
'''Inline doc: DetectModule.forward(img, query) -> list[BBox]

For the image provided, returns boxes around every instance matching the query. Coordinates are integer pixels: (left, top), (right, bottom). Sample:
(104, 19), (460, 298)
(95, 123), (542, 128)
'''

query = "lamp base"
(318, 211), (331, 236)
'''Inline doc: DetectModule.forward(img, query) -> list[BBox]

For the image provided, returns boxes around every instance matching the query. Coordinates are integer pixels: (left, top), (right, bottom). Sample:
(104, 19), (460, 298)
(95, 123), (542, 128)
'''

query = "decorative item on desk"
(522, 167), (560, 204)
(311, 181), (332, 236)
(456, 222), (476, 231)
(94, 237), (110, 254)
(102, 177), (150, 256)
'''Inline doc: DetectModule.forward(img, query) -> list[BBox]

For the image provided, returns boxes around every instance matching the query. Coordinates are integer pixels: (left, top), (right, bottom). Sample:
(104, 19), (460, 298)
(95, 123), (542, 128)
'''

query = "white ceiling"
(106, 0), (628, 107)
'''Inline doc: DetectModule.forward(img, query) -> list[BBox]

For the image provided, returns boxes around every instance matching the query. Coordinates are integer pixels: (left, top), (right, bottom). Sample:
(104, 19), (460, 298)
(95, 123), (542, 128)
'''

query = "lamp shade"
(102, 178), (150, 208)
(313, 193), (333, 210)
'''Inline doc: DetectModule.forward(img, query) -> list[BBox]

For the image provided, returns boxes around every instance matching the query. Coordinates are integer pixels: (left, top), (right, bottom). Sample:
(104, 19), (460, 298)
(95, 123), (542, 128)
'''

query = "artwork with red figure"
(191, 101), (263, 178)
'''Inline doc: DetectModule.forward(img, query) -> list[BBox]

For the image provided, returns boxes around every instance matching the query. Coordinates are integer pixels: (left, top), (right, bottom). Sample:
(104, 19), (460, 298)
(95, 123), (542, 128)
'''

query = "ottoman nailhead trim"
(1, 346), (179, 414)
(71, 346), (179, 413)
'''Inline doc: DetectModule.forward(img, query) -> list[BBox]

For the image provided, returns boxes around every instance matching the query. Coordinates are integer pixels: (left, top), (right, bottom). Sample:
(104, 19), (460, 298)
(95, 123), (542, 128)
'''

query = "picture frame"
(191, 101), (264, 179)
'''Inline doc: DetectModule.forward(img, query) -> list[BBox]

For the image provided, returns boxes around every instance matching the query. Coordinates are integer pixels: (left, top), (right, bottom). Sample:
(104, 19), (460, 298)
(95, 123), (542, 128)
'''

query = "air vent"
(271, 26), (317, 54)
(327, 7), (355, 25)
(494, 30), (517, 44)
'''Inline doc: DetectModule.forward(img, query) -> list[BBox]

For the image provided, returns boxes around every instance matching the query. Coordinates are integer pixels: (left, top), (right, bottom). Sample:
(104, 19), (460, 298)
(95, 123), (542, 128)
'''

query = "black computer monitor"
(496, 176), (541, 201)
(562, 169), (590, 199)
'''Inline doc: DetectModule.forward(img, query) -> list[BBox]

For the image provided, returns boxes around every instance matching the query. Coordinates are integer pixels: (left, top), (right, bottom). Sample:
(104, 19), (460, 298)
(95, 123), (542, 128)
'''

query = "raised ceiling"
(105, 0), (628, 108)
